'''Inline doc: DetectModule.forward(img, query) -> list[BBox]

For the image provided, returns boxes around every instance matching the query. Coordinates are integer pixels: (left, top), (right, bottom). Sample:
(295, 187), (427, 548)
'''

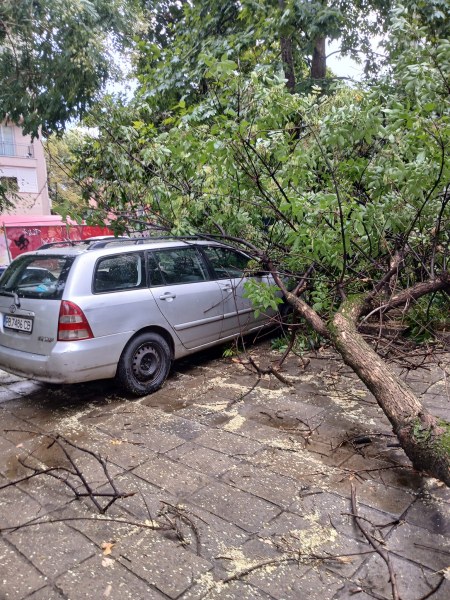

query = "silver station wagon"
(0, 238), (278, 395)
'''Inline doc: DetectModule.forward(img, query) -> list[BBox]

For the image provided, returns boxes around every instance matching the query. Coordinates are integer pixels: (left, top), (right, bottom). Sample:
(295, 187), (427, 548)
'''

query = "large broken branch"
(331, 295), (450, 486)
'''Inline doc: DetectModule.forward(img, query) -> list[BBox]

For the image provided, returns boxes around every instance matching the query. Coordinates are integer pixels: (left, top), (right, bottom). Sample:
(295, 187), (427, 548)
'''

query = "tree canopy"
(0, 0), (140, 137)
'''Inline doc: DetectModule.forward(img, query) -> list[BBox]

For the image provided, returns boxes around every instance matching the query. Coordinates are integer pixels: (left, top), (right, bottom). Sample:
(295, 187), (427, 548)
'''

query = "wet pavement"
(0, 341), (449, 600)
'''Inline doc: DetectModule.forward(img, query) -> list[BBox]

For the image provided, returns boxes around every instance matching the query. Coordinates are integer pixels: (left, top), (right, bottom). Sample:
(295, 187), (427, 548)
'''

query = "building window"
(0, 176), (19, 192)
(0, 125), (16, 156)
(0, 167), (38, 192)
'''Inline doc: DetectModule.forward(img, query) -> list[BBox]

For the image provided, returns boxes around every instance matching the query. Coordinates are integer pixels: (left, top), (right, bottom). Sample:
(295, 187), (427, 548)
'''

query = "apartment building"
(0, 121), (50, 215)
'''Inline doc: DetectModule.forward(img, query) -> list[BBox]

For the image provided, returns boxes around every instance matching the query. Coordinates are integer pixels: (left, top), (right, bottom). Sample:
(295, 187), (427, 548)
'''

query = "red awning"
(0, 214), (77, 227)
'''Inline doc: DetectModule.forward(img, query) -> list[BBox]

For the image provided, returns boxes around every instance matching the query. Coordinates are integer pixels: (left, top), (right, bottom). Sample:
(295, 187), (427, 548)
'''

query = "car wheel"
(117, 332), (171, 396)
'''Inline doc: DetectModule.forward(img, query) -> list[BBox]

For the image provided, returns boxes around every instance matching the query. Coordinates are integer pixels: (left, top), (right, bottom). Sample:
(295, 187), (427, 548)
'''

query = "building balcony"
(0, 143), (35, 159)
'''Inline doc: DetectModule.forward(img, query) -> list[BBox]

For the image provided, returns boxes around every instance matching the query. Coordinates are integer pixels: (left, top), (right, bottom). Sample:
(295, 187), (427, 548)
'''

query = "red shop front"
(0, 215), (112, 265)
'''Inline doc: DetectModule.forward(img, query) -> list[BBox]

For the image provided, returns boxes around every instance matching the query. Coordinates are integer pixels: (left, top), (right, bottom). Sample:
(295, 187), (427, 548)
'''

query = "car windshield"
(0, 255), (75, 300)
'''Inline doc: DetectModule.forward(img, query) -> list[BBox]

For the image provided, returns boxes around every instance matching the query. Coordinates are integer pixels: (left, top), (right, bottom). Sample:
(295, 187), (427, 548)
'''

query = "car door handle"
(159, 292), (176, 301)
(220, 284), (233, 292)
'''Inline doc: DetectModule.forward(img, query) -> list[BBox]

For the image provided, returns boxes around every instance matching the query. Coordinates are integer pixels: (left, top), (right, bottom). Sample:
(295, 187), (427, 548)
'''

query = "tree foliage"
(44, 131), (88, 218)
(135, 0), (393, 105)
(78, 6), (449, 289)
(0, 0), (140, 137)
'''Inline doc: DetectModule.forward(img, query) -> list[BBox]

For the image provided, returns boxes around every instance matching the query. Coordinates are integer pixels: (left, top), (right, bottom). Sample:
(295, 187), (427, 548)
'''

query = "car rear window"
(93, 253), (145, 293)
(0, 255), (74, 300)
(149, 248), (209, 285)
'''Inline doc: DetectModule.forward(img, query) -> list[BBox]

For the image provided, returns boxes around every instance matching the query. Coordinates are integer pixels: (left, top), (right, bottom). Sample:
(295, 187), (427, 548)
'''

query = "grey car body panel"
(0, 239), (278, 385)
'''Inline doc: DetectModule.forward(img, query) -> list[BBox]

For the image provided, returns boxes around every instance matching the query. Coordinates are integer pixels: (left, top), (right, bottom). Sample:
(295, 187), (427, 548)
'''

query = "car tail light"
(58, 301), (94, 341)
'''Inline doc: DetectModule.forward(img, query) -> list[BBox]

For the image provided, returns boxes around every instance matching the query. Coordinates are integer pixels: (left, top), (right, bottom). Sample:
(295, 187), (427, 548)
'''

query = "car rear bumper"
(0, 334), (129, 384)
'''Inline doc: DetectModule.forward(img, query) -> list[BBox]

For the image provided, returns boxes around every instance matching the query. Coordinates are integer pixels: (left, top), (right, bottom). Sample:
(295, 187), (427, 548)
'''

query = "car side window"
(94, 253), (145, 293)
(151, 247), (209, 285)
(203, 247), (251, 279)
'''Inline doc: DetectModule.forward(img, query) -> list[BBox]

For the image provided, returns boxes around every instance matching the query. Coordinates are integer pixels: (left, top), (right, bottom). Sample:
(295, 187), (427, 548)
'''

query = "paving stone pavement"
(0, 343), (449, 600)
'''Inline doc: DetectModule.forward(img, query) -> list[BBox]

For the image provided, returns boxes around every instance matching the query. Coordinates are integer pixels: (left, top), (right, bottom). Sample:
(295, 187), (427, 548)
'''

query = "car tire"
(117, 332), (172, 396)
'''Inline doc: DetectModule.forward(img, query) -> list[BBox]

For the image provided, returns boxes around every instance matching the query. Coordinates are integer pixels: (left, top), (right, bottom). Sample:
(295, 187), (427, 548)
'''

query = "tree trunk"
(329, 296), (450, 486)
(278, 0), (296, 92)
(311, 36), (326, 79)
(277, 271), (450, 486)
(280, 37), (296, 92)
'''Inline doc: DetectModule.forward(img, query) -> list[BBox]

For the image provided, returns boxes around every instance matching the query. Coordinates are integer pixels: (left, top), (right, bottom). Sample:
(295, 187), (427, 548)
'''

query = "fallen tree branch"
(1, 430), (134, 513)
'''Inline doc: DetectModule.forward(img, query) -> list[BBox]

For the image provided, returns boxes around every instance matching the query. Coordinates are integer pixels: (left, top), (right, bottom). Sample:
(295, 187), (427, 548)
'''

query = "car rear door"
(147, 247), (225, 349)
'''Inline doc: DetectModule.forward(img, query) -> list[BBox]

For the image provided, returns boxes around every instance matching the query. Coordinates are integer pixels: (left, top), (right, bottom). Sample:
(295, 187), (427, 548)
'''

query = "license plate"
(4, 314), (33, 334)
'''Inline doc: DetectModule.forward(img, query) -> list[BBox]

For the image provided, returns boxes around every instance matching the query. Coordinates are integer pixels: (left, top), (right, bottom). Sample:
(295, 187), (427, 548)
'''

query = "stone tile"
(115, 529), (212, 599)
(182, 578), (276, 600)
(255, 508), (371, 579)
(0, 435), (17, 455)
(0, 370), (24, 384)
(387, 521), (450, 571)
(221, 463), (300, 510)
(249, 446), (342, 486)
(0, 484), (42, 529)
(422, 478), (450, 503)
(0, 388), (22, 404)
(23, 586), (65, 599)
(7, 380), (43, 396)
(241, 395), (326, 423)
(353, 553), (449, 599)
(332, 582), (376, 599)
(52, 501), (150, 550)
(93, 406), (153, 435)
(167, 442), (240, 476)
(195, 429), (263, 457)
(133, 454), (210, 497)
(236, 537), (313, 599)
(147, 413), (209, 442)
(7, 522), (96, 579)
(57, 554), (166, 599)
(259, 510), (336, 550)
(16, 476), (76, 516)
(0, 538), (47, 599)
(117, 425), (185, 454)
(189, 481), (281, 533)
(93, 470), (180, 522)
(328, 478), (415, 518)
(0, 412), (42, 446)
(180, 501), (251, 562)
(236, 419), (353, 466)
(289, 490), (398, 544)
(338, 453), (425, 492)
(77, 436), (151, 477)
(0, 347), (449, 600)
(404, 495), (450, 535)
(250, 564), (344, 600)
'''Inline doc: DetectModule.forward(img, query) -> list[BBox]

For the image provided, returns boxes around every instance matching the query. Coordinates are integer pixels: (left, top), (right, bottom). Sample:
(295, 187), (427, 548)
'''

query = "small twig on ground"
(0, 515), (161, 535)
(1, 430), (134, 513)
(158, 501), (203, 555)
(351, 483), (399, 600)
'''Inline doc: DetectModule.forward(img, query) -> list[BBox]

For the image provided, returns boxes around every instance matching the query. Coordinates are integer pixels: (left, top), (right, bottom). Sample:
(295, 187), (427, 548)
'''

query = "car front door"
(201, 246), (273, 338)
(147, 247), (224, 349)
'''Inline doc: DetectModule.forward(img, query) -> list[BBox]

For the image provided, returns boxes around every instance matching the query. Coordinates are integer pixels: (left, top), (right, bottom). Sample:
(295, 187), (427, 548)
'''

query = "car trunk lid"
(0, 254), (75, 356)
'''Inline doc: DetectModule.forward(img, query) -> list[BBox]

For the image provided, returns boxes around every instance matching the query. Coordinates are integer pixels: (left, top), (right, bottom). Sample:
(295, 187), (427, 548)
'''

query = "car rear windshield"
(0, 255), (75, 300)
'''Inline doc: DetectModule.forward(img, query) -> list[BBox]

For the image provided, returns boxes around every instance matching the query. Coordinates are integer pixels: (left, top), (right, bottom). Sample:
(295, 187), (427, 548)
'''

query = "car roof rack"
(37, 235), (224, 252)
(84, 235), (211, 250)
(38, 236), (132, 250)
(37, 240), (89, 250)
